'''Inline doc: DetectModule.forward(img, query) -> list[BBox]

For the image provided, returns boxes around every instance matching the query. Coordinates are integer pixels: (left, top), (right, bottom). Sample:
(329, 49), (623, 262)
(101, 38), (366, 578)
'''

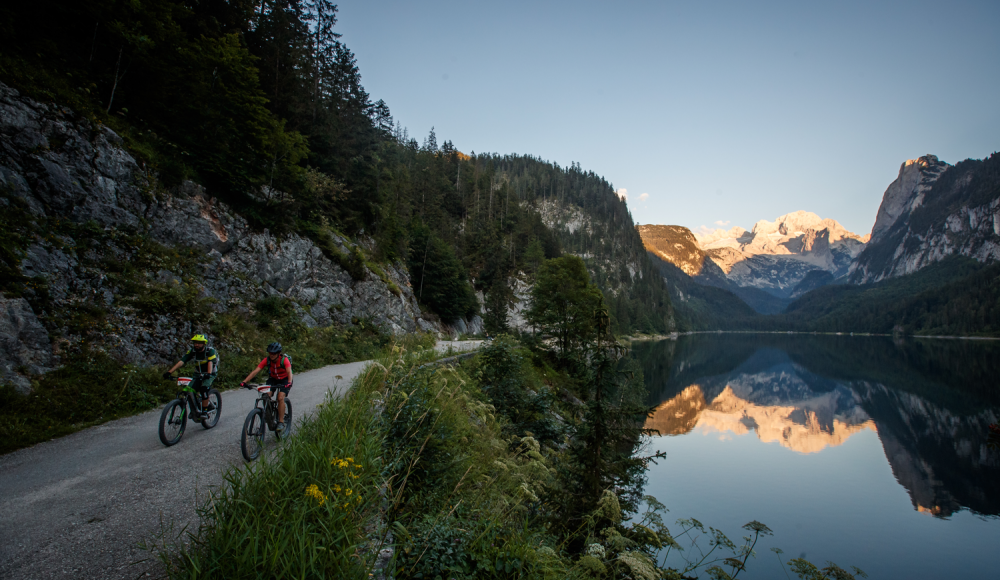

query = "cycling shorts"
(192, 375), (215, 395)
(266, 377), (291, 396)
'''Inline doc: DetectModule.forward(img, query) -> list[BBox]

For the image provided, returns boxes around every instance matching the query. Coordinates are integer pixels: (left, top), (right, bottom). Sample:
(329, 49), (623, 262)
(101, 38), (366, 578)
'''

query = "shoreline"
(627, 330), (1000, 341)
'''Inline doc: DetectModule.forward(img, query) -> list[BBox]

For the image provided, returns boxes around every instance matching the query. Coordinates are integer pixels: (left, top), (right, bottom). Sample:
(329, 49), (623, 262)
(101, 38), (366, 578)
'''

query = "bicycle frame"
(253, 385), (280, 429)
(176, 376), (211, 416)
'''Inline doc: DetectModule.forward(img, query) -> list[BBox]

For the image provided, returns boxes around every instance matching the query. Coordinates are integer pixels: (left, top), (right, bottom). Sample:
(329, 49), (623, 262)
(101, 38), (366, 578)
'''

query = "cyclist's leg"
(199, 376), (216, 410)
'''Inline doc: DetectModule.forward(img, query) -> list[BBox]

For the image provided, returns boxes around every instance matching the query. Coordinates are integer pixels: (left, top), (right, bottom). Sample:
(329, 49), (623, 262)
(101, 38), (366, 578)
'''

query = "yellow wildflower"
(304, 484), (326, 506)
(345, 489), (353, 496)
(333, 484), (342, 493)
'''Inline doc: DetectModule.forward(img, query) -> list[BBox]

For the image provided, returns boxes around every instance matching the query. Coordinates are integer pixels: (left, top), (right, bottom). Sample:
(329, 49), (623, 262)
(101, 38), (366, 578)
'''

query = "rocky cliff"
(850, 153), (1000, 283)
(0, 82), (465, 391)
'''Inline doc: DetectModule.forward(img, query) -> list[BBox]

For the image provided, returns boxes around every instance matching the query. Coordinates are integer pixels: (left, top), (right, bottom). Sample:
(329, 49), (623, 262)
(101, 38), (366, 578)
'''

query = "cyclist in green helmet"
(164, 334), (219, 418)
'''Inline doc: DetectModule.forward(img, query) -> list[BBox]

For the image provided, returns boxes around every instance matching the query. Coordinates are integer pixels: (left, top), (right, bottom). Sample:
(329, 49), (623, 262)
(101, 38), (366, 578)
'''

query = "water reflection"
(634, 334), (1000, 517)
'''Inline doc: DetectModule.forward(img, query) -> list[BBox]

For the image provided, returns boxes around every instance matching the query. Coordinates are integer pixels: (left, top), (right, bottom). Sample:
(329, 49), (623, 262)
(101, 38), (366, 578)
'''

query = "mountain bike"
(157, 373), (222, 446)
(240, 383), (294, 461)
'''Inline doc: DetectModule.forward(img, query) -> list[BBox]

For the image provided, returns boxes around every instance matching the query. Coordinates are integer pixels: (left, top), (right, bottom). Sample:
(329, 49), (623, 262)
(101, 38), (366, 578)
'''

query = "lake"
(631, 334), (1000, 580)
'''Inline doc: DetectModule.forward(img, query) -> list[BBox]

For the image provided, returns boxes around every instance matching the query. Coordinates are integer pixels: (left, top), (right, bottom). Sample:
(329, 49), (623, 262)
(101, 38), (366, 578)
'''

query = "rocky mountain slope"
(850, 153), (1000, 283)
(482, 156), (675, 334)
(694, 210), (867, 297)
(638, 212), (866, 317)
(0, 82), (472, 390)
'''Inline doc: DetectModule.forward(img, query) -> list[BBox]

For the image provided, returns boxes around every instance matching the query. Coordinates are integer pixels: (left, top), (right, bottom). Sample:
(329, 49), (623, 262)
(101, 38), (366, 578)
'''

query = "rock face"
(0, 81), (455, 387)
(0, 295), (53, 393)
(868, 156), (950, 245)
(850, 153), (1000, 283)
(636, 225), (708, 277)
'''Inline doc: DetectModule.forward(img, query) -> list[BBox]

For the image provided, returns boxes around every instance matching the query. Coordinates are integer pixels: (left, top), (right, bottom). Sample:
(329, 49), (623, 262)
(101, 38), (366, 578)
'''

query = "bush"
(0, 350), (174, 454)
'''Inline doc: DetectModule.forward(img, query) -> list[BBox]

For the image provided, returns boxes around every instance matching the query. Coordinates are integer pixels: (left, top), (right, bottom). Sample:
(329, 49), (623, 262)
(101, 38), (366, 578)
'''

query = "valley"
(1, 2), (997, 580)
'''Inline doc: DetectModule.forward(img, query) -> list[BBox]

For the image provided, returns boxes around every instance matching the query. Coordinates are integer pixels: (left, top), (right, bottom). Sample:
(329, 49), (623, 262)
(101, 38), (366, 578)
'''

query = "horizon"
(337, 0), (999, 237)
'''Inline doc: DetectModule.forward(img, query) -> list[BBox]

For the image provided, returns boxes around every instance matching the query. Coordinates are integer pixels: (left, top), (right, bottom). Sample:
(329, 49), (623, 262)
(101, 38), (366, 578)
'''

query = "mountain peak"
(868, 154), (951, 245)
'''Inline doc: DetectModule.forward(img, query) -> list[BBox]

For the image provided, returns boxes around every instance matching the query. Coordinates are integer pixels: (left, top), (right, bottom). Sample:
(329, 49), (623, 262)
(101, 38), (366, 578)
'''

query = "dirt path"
(0, 341), (480, 580)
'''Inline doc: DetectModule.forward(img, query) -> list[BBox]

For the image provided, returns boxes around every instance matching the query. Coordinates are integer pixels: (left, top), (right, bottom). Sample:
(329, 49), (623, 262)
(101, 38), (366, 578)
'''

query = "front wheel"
(241, 408), (265, 461)
(158, 399), (187, 446)
(200, 389), (222, 429)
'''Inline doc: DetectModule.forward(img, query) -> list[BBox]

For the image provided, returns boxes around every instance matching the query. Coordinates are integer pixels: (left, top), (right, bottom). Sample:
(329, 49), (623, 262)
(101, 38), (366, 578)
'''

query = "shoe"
(203, 401), (217, 412)
(275, 422), (286, 435)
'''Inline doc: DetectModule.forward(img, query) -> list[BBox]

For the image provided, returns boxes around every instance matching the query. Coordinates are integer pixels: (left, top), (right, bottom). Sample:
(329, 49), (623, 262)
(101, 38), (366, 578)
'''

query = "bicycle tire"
(158, 399), (186, 446)
(276, 399), (293, 440)
(241, 408), (265, 461)
(200, 389), (222, 429)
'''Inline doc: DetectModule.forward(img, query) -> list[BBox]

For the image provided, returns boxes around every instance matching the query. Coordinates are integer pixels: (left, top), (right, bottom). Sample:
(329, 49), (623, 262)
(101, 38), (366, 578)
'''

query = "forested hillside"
(661, 255), (1000, 336)
(0, 0), (672, 334)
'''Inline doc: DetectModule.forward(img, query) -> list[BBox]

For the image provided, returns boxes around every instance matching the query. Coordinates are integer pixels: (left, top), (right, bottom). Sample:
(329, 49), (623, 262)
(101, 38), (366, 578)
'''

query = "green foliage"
(526, 256), (604, 354)
(408, 222), (478, 323)
(473, 335), (563, 445)
(660, 252), (1000, 336)
(788, 558), (868, 580)
(764, 256), (1000, 335)
(381, 357), (560, 580)
(0, 351), (173, 454)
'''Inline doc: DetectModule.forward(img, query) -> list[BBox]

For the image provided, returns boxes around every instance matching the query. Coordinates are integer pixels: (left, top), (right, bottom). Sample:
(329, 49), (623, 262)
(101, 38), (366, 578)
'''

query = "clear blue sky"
(336, 0), (999, 237)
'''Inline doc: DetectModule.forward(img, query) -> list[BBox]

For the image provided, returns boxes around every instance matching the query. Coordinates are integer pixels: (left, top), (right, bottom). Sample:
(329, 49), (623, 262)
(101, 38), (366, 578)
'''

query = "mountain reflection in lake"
(632, 334), (1000, 579)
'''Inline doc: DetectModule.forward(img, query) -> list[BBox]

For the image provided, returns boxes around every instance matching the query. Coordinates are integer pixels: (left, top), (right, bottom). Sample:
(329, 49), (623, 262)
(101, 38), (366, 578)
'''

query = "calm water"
(632, 334), (1000, 580)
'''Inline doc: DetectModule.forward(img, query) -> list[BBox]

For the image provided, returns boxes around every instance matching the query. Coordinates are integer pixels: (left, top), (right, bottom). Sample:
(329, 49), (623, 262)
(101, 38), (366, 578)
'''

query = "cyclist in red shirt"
(240, 342), (294, 434)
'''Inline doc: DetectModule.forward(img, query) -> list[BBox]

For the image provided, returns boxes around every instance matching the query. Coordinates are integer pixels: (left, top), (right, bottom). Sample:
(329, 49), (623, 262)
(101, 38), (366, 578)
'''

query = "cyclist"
(163, 334), (218, 419)
(240, 342), (293, 434)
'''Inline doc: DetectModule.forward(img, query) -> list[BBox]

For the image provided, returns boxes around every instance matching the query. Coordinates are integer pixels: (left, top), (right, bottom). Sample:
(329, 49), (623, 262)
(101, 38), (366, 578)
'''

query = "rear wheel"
(200, 389), (222, 429)
(158, 400), (186, 446)
(241, 408), (265, 461)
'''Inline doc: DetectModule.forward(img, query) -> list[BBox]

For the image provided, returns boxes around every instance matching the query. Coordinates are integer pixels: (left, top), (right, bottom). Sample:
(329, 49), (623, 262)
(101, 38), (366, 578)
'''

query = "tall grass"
(164, 342), (570, 579)
(161, 345), (442, 578)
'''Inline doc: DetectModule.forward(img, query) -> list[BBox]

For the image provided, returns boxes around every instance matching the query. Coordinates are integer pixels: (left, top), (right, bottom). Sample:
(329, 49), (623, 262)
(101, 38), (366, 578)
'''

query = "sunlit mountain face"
(634, 335), (1000, 517)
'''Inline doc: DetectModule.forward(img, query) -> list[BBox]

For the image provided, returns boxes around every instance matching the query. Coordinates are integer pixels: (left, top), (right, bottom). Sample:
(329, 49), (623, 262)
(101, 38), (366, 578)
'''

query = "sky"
(335, 0), (1000, 237)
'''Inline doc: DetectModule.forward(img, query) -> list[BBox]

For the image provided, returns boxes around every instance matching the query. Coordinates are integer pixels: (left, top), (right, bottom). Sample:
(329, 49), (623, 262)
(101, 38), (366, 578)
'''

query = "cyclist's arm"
(243, 359), (267, 384)
(284, 357), (293, 386)
(166, 360), (184, 374)
(206, 350), (217, 375)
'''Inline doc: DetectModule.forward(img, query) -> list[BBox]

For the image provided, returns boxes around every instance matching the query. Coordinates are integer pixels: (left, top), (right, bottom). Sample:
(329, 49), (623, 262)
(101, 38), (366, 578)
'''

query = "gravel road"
(0, 341), (480, 580)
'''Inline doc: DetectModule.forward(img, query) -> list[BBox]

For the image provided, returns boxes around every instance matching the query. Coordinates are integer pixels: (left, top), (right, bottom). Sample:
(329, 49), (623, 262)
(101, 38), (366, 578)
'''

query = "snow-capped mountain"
(694, 211), (867, 296)
(639, 212), (867, 309)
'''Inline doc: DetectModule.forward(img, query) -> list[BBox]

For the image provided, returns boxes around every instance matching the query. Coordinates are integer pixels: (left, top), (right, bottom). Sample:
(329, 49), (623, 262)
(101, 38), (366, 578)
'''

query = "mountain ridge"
(850, 153), (1000, 283)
